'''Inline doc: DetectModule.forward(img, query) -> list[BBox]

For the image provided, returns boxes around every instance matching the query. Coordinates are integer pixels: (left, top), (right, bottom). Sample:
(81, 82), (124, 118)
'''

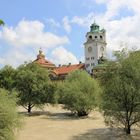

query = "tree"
(15, 63), (50, 113)
(0, 19), (5, 26)
(0, 65), (16, 91)
(0, 88), (21, 140)
(42, 81), (58, 104)
(61, 70), (100, 116)
(100, 50), (140, 134)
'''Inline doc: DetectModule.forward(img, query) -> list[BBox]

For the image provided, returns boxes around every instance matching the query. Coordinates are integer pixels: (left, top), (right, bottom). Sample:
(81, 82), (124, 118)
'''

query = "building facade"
(84, 22), (107, 74)
(33, 22), (107, 79)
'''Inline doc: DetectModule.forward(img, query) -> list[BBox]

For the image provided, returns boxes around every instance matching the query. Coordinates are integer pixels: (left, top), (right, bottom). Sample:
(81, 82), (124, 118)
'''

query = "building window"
(91, 57), (94, 60)
(89, 35), (92, 39)
(86, 57), (89, 60)
(86, 64), (90, 67)
(95, 36), (97, 39)
(91, 63), (95, 66)
(100, 35), (103, 39)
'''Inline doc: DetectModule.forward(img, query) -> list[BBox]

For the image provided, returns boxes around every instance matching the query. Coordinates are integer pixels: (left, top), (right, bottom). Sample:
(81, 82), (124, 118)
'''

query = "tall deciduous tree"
(0, 65), (16, 91)
(0, 88), (21, 140)
(15, 63), (50, 113)
(61, 70), (100, 116)
(101, 50), (140, 134)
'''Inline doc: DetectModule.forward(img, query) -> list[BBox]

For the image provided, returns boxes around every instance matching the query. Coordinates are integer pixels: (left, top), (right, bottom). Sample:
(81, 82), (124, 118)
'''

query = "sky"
(0, 0), (140, 67)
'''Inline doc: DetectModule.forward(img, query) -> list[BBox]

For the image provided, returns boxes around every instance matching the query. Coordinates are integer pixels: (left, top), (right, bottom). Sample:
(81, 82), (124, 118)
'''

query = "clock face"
(88, 47), (92, 52)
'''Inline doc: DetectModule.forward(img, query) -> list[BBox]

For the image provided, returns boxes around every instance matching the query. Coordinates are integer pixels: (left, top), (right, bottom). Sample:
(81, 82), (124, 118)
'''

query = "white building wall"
(84, 26), (107, 74)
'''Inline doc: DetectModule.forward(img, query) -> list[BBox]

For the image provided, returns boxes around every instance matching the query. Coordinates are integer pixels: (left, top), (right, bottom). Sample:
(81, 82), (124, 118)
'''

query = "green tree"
(43, 82), (58, 104)
(15, 63), (50, 113)
(0, 88), (21, 140)
(0, 19), (5, 26)
(61, 70), (100, 116)
(0, 65), (16, 91)
(100, 50), (140, 134)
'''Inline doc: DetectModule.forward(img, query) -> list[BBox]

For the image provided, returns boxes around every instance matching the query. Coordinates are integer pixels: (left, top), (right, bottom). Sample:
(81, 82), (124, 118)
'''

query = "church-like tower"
(84, 22), (107, 74)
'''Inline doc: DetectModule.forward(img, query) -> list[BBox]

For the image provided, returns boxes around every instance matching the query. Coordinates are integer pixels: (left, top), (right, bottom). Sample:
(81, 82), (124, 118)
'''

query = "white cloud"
(45, 18), (60, 28)
(62, 16), (71, 33)
(1, 19), (69, 48)
(68, 0), (140, 58)
(71, 13), (95, 27)
(51, 46), (78, 65)
(0, 47), (36, 68)
(0, 19), (70, 67)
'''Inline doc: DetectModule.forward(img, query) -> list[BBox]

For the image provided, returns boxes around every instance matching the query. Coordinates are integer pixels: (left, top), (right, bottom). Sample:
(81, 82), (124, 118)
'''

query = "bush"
(61, 70), (100, 116)
(0, 88), (21, 140)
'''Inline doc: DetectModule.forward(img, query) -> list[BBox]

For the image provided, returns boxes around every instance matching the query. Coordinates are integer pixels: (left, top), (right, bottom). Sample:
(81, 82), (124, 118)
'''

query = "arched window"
(100, 35), (103, 39)
(89, 35), (92, 39)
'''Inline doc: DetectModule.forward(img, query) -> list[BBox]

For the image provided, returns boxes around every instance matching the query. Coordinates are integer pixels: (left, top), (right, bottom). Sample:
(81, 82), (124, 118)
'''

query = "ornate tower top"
(37, 49), (45, 59)
(90, 22), (100, 32)
(34, 49), (56, 70)
(90, 22), (106, 33)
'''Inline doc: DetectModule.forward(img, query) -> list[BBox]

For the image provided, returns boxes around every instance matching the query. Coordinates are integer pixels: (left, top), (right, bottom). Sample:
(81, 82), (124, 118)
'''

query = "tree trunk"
(28, 103), (31, 113)
(125, 125), (131, 134)
(77, 111), (88, 116)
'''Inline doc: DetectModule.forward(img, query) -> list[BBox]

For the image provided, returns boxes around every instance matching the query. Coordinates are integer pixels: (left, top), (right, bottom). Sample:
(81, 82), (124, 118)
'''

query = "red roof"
(34, 50), (56, 68)
(53, 64), (85, 75)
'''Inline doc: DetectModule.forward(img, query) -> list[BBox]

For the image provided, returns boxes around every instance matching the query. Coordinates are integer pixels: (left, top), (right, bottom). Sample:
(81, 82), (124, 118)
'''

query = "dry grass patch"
(17, 105), (140, 140)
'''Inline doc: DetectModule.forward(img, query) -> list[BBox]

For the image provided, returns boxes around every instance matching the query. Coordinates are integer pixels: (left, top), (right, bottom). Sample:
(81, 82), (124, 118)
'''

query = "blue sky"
(0, 0), (140, 67)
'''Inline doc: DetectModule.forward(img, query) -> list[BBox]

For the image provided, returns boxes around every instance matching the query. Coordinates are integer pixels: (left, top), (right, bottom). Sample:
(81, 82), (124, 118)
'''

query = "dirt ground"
(17, 105), (140, 140)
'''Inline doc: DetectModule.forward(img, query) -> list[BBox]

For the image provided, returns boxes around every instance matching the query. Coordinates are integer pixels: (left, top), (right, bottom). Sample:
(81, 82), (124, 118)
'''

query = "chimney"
(79, 61), (82, 64)
(58, 64), (61, 67)
(68, 63), (71, 66)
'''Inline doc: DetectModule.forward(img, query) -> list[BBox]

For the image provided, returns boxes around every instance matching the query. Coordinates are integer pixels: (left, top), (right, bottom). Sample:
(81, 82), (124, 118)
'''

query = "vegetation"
(42, 82), (58, 104)
(0, 19), (5, 26)
(0, 88), (21, 140)
(15, 63), (50, 113)
(100, 50), (140, 134)
(0, 65), (16, 91)
(61, 70), (100, 116)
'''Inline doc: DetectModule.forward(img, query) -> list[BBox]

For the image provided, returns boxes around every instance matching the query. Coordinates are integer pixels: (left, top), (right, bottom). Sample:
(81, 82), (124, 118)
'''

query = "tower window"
(86, 64), (90, 67)
(95, 36), (97, 39)
(91, 57), (94, 60)
(89, 35), (92, 39)
(100, 35), (103, 39)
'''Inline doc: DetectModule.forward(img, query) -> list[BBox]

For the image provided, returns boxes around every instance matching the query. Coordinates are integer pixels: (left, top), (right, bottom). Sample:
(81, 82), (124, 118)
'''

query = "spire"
(37, 48), (45, 59)
(90, 21), (100, 32)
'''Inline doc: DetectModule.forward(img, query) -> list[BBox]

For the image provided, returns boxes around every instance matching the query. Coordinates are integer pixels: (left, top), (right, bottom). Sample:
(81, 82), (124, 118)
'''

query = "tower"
(84, 22), (107, 74)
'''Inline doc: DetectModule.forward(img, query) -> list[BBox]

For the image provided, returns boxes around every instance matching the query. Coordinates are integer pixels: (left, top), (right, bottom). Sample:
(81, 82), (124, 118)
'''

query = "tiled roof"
(53, 63), (85, 75)
(34, 50), (56, 68)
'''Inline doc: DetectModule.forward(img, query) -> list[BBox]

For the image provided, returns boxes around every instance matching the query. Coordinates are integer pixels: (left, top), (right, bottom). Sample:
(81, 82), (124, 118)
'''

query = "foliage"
(15, 63), (50, 113)
(61, 70), (100, 116)
(0, 88), (21, 140)
(42, 82), (58, 104)
(113, 48), (129, 61)
(0, 65), (16, 91)
(100, 50), (140, 134)
(0, 19), (5, 26)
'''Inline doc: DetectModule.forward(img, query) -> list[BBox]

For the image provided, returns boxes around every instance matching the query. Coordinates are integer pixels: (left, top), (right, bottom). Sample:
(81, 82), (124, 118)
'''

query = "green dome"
(90, 22), (100, 32)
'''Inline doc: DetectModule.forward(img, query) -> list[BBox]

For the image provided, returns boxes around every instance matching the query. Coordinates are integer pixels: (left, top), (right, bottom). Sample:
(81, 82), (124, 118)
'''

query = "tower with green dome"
(84, 22), (107, 74)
